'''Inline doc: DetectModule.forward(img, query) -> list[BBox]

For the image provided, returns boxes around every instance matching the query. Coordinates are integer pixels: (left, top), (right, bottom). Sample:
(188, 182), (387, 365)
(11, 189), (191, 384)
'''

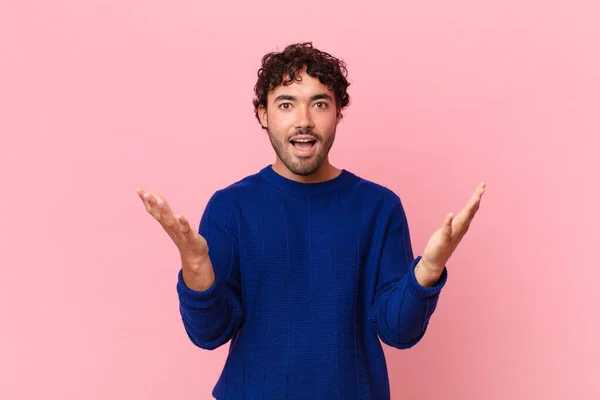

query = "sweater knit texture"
(176, 165), (447, 399)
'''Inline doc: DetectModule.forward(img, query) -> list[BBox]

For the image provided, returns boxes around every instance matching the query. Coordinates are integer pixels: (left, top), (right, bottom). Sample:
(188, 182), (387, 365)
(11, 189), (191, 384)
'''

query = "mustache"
(288, 129), (321, 141)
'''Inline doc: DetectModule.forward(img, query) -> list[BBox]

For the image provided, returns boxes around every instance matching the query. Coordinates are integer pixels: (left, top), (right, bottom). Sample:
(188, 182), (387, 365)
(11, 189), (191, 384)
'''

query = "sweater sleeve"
(368, 196), (448, 349)
(176, 190), (244, 350)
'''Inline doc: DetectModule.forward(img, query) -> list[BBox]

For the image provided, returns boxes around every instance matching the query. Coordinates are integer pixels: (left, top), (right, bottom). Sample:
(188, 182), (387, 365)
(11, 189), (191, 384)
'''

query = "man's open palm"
(136, 188), (208, 260)
(421, 182), (487, 271)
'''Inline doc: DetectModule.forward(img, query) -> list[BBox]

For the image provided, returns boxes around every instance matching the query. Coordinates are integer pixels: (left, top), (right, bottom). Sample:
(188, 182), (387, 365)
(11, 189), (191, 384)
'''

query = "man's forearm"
(176, 254), (243, 350)
(181, 254), (215, 292)
(414, 258), (444, 288)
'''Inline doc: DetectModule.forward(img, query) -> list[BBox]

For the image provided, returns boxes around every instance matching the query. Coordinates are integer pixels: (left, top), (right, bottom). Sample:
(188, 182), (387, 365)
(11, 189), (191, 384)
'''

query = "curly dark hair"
(252, 42), (351, 129)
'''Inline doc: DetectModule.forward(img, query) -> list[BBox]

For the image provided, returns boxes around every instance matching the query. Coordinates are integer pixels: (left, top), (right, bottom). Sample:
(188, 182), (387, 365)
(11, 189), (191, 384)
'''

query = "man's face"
(258, 67), (341, 177)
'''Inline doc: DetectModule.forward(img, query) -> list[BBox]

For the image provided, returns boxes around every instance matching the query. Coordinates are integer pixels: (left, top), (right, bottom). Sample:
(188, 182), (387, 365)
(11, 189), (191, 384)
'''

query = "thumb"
(441, 212), (453, 239)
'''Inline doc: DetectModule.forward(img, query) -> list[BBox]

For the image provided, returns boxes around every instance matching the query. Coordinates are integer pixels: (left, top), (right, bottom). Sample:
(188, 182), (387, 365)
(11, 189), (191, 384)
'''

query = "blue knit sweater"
(176, 165), (447, 399)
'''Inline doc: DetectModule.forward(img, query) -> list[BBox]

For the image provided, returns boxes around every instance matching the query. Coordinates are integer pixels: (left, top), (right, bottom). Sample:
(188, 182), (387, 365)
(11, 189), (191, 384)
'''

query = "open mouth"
(290, 139), (317, 151)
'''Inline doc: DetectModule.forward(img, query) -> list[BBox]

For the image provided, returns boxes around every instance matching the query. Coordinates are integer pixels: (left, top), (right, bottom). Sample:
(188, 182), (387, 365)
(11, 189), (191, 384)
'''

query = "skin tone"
(136, 65), (486, 290)
(135, 188), (214, 291)
(416, 182), (486, 286)
(257, 66), (342, 183)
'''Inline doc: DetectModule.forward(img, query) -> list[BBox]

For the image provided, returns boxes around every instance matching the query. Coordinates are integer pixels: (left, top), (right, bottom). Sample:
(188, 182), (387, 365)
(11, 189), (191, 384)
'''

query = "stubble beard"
(267, 127), (336, 177)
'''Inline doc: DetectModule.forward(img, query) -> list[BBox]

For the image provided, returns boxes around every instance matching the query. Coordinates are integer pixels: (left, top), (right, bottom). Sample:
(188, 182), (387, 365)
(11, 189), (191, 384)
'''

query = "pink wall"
(1, 0), (598, 399)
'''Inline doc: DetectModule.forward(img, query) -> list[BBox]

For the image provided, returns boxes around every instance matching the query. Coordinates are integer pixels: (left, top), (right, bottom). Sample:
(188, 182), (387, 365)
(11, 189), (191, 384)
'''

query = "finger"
(136, 188), (153, 213)
(465, 183), (485, 219)
(177, 214), (191, 234)
(144, 192), (163, 220)
(171, 213), (180, 231)
(146, 192), (173, 224)
(473, 182), (486, 205)
(466, 197), (480, 220)
(155, 192), (177, 217)
(173, 214), (196, 244)
(175, 214), (191, 242)
(152, 191), (169, 211)
(442, 212), (453, 238)
(153, 192), (177, 227)
(453, 204), (476, 234)
(171, 213), (187, 244)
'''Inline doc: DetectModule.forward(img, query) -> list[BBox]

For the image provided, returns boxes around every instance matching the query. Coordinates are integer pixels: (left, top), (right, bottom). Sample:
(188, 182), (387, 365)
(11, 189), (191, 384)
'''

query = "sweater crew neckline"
(258, 164), (357, 195)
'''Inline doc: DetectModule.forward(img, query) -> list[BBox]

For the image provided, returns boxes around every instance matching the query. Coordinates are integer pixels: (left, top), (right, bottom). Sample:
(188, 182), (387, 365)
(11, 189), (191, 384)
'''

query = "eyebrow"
(273, 93), (334, 103)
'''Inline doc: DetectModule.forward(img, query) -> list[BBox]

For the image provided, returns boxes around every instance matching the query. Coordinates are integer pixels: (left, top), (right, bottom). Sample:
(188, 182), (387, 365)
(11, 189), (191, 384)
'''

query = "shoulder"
(216, 170), (262, 197)
(204, 169), (264, 212)
(349, 171), (403, 208)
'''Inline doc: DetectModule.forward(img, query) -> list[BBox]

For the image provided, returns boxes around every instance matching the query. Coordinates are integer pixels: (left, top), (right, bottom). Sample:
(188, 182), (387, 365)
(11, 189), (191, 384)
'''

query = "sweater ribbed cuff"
(176, 269), (224, 308)
(406, 255), (448, 298)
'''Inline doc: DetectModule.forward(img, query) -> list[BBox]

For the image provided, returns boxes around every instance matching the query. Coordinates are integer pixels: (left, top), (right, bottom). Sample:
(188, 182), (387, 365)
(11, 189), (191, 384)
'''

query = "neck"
(272, 158), (341, 184)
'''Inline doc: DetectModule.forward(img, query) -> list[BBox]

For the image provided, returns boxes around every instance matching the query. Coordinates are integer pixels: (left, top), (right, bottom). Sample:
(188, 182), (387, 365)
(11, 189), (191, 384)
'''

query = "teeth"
(294, 139), (313, 142)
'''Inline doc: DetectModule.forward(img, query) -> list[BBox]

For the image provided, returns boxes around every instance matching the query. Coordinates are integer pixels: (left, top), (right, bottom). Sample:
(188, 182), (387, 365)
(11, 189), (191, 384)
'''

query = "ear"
(258, 105), (268, 129)
(336, 109), (342, 125)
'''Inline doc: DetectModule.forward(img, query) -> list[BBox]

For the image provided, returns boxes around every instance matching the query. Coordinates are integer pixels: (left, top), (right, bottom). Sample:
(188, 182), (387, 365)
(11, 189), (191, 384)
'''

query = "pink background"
(1, 0), (599, 399)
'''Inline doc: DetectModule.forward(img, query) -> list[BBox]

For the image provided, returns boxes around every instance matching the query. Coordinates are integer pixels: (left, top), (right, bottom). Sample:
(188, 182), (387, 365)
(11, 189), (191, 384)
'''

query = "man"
(136, 42), (486, 399)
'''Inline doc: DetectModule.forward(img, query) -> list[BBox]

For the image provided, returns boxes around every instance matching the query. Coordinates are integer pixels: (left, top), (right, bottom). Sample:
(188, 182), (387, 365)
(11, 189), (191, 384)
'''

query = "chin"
(285, 159), (324, 176)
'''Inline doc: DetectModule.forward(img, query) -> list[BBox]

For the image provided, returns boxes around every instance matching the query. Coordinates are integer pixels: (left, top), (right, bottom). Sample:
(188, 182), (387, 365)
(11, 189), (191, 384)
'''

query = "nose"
(293, 105), (315, 130)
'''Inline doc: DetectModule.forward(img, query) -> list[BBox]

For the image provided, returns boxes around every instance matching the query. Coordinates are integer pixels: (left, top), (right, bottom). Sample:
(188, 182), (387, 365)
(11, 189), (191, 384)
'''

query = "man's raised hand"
(136, 188), (210, 267)
(415, 181), (487, 286)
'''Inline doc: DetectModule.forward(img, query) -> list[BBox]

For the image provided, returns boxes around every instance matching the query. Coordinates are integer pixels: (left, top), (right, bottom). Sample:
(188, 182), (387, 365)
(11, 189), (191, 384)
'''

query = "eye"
(278, 103), (292, 110)
(314, 102), (328, 109)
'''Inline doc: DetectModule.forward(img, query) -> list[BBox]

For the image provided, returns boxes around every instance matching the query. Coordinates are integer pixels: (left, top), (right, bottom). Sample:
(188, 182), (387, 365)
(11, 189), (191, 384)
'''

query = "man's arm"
(368, 197), (448, 349)
(369, 181), (485, 349)
(176, 190), (243, 350)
